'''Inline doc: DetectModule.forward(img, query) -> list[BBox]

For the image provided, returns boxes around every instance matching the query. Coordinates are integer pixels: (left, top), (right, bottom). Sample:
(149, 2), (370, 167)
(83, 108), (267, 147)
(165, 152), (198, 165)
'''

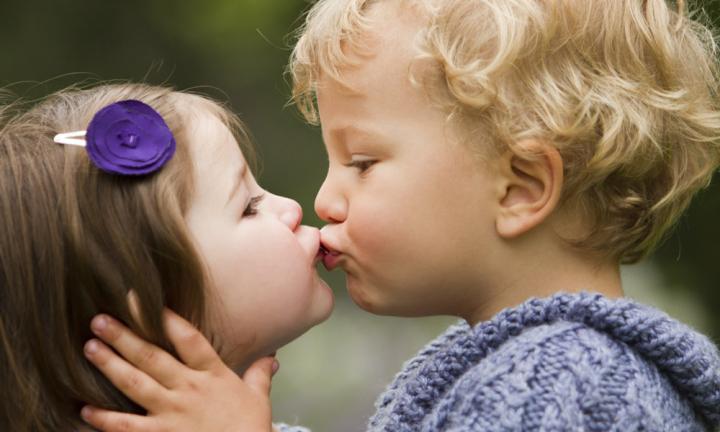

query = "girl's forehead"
(186, 111), (244, 179)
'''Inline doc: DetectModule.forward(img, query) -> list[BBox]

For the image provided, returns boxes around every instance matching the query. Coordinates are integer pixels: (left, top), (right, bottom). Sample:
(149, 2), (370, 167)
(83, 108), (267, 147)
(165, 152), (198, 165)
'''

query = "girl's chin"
(228, 280), (335, 374)
(315, 277), (336, 319)
(230, 351), (273, 375)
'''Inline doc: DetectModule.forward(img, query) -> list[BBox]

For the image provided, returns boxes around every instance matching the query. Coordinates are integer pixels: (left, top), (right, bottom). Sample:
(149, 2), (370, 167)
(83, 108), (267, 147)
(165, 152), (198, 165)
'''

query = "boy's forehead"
(314, 1), (443, 141)
(325, 1), (425, 91)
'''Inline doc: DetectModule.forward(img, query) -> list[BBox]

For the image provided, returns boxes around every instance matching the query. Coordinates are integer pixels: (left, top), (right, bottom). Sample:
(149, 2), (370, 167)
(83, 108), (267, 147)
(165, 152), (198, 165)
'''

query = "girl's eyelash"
(243, 194), (265, 217)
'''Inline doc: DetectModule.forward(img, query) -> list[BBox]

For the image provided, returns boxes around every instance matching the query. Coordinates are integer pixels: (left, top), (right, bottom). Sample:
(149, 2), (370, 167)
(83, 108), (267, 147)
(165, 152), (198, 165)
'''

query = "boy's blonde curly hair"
(290, 0), (720, 264)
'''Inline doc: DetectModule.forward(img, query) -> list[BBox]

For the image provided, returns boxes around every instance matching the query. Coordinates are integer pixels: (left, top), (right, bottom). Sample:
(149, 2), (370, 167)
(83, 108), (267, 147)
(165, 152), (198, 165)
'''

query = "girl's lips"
(297, 226), (322, 265)
(314, 247), (326, 264)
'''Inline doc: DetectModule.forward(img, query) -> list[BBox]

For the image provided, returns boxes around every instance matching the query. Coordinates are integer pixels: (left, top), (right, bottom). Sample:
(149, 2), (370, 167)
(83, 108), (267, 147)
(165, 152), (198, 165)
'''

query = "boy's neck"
(464, 225), (624, 326)
(466, 262), (623, 326)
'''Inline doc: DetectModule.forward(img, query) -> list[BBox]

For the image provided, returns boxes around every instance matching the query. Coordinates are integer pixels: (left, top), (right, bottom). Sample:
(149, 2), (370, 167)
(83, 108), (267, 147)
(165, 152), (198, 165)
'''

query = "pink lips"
(321, 245), (342, 271)
(315, 246), (326, 264)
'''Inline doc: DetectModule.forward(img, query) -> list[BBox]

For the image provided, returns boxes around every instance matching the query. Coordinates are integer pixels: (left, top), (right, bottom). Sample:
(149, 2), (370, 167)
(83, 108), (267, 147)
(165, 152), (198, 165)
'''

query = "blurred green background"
(2, 1), (718, 430)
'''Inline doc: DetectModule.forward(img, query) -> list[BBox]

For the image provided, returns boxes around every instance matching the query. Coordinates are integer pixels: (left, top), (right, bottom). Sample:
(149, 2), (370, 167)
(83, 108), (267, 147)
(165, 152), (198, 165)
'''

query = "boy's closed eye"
(346, 157), (378, 174)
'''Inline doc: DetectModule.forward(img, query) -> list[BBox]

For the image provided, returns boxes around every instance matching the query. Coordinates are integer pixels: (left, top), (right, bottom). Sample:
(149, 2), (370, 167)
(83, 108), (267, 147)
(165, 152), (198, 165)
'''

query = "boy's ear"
(495, 140), (563, 239)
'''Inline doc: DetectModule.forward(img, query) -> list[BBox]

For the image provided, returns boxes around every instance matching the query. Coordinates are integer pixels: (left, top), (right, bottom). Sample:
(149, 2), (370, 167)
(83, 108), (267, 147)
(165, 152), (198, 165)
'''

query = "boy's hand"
(81, 308), (277, 432)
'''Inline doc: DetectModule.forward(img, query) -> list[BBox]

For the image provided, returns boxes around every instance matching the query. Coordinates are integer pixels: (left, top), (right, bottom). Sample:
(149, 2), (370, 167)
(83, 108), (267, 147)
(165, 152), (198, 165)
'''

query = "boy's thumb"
(242, 356), (278, 395)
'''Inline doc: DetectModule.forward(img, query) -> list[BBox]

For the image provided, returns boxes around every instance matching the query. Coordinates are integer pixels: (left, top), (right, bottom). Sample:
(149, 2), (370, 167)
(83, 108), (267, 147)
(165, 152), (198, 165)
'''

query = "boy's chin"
(345, 276), (395, 315)
(346, 276), (445, 317)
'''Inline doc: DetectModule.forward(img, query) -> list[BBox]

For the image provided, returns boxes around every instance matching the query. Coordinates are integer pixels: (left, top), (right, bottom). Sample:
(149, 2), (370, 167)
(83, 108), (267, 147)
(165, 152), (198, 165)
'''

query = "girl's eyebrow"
(225, 163), (248, 208)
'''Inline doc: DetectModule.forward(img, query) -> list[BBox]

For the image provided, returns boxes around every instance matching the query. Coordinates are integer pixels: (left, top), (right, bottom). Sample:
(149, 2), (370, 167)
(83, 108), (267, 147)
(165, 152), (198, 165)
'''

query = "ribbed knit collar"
(370, 292), (720, 431)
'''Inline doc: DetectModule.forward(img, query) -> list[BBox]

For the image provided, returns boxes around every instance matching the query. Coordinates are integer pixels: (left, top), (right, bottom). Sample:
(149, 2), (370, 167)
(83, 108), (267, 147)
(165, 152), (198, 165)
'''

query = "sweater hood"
(477, 292), (720, 427)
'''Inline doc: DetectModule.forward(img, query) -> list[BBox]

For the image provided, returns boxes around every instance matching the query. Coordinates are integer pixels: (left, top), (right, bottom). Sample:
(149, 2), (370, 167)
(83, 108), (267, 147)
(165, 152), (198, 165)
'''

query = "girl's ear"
(495, 140), (564, 239)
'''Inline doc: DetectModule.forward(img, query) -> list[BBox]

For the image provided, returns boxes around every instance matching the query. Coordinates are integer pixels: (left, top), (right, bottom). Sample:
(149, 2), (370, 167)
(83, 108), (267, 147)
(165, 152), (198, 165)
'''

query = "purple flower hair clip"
(53, 100), (176, 176)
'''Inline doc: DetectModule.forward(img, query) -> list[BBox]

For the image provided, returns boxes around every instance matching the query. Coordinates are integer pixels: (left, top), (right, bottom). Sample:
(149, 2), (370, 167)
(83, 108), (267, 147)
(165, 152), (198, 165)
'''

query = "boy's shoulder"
(444, 320), (704, 431)
(371, 293), (720, 431)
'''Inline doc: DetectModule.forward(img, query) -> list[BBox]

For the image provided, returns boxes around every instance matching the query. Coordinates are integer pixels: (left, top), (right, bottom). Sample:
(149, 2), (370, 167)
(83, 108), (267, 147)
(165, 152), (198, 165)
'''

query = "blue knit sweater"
(278, 292), (720, 431)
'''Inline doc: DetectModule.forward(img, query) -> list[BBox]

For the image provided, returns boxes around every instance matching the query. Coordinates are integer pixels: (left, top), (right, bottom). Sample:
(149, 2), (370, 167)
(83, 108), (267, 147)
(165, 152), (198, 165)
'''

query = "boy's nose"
(315, 176), (346, 224)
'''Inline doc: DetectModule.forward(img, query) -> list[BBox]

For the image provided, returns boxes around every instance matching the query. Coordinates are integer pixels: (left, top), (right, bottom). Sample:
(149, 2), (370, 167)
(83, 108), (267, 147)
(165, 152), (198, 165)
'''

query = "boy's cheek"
(346, 208), (425, 272)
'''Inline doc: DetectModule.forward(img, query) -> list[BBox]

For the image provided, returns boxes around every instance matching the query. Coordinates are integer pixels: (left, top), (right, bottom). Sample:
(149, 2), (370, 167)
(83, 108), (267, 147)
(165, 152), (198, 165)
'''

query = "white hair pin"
(53, 130), (87, 147)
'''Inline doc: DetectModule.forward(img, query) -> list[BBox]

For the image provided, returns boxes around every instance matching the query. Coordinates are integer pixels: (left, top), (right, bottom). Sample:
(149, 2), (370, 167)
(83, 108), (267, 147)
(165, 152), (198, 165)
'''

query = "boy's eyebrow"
(329, 125), (385, 145)
(225, 163), (248, 208)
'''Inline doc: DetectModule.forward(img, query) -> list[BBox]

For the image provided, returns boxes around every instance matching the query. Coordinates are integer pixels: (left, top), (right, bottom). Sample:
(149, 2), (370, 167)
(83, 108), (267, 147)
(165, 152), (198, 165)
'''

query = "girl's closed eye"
(242, 194), (265, 217)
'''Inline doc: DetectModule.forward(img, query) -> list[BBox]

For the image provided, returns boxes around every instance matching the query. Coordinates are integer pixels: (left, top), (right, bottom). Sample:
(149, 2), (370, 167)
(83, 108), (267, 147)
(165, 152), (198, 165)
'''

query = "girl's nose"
(277, 197), (303, 231)
(314, 174), (347, 224)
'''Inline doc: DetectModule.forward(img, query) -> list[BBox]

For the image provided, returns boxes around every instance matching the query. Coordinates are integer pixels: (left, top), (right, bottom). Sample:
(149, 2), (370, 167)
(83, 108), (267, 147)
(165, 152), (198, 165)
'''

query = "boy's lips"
(319, 244), (342, 271)
(323, 251), (342, 271)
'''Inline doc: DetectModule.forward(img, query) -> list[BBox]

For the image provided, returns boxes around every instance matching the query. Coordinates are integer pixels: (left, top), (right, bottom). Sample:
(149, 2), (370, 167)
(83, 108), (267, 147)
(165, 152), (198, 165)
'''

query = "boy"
(81, 0), (720, 430)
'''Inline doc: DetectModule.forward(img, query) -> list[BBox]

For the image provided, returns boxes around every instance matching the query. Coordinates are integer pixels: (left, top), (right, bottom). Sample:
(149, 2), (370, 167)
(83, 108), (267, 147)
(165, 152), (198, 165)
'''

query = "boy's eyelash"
(347, 159), (377, 173)
(243, 194), (265, 217)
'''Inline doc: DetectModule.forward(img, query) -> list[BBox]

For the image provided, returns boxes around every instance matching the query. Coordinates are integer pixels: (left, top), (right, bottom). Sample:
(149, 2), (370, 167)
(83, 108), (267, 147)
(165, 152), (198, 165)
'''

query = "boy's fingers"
(81, 405), (158, 432)
(242, 356), (278, 396)
(162, 308), (223, 372)
(128, 290), (222, 372)
(84, 339), (166, 411)
(90, 314), (182, 389)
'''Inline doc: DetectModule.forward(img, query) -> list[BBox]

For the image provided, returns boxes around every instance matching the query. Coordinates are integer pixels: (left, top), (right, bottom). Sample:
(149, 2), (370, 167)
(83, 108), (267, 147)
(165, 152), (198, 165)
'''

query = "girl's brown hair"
(0, 83), (246, 431)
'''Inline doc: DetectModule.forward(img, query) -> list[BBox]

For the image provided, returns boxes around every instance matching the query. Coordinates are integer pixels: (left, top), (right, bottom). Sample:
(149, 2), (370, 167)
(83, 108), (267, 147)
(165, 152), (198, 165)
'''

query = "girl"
(0, 83), (333, 431)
